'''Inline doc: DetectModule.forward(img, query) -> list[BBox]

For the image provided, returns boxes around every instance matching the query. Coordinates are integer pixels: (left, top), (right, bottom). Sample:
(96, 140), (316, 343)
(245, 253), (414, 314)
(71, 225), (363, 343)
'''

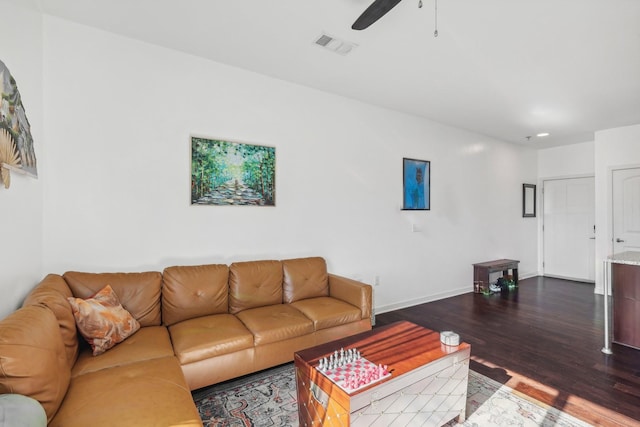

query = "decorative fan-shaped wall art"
(0, 129), (20, 188)
(0, 59), (37, 189)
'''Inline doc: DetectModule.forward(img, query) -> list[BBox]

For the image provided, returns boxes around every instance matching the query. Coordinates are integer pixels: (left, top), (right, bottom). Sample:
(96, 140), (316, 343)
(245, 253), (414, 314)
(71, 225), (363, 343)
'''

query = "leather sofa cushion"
(162, 264), (229, 326)
(71, 326), (174, 378)
(291, 297), (362, 330)
(169, 314), (254, 364)
(50, 357), (202, 427)
(0, 305), (70, 423)
(283, 257), (329, 303)
(63, 271), (162, 327)
(22, 274), (79, 368)
(236, 304), (313, 345)
(229, 260), (283, 314)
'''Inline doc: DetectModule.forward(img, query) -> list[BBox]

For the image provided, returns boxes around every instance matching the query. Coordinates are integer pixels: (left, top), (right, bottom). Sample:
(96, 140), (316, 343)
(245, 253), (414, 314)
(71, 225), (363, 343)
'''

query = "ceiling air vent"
(314, 33), (357, 56)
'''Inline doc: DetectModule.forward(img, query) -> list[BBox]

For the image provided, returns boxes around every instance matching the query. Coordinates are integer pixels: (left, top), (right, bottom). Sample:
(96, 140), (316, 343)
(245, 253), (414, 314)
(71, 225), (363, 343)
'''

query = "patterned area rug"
(193, 364), (592, 427)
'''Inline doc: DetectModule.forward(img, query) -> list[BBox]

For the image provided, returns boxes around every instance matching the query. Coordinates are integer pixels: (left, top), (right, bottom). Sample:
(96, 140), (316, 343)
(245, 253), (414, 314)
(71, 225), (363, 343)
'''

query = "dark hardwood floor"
(374, 276), (640, 426)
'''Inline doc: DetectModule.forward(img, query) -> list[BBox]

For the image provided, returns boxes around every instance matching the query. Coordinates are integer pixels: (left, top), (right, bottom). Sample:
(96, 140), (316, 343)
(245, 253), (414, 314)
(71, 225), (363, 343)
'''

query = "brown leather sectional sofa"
(0, 257), (372, 426)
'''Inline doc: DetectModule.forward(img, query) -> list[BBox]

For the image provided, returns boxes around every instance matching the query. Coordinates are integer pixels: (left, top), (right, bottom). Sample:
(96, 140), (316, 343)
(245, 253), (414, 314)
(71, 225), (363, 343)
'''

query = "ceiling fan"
(352, 0), (404, 31)
(352, 0), (440, 36)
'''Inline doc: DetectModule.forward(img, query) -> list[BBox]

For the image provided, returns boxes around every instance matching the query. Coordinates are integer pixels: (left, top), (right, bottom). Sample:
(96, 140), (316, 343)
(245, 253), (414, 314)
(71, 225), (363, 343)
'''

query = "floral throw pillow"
(67, 285), (140, 356)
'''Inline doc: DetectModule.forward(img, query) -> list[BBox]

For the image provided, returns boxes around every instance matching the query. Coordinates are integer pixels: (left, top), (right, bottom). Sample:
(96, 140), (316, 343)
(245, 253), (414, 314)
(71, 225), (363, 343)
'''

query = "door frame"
(540, 174), (595, 281)
(609, 164), (640, 256)
(594, 163), (640, 295)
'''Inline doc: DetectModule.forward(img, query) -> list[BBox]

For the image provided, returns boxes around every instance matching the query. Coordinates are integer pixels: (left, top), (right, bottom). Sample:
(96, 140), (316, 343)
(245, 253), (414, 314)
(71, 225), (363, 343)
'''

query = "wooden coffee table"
(294, 321), (470, 426)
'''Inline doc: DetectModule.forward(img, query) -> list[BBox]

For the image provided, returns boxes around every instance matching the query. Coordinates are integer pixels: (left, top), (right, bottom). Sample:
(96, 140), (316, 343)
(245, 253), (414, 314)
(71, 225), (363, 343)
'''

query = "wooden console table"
(473, 259), (519, 290)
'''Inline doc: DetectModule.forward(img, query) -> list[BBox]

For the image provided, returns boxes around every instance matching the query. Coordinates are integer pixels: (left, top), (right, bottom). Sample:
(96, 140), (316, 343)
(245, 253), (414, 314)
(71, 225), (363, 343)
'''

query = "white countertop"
(607, 251), (640, 266)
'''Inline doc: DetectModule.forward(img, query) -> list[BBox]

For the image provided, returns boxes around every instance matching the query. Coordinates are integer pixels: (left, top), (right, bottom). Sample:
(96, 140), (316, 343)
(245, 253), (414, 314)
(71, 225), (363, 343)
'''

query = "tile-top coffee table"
(294, 321), (470, 426)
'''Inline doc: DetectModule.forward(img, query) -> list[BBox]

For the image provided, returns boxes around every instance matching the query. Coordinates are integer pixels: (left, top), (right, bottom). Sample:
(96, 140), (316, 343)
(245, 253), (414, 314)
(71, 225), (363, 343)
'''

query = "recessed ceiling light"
(536, 132), (550, 137)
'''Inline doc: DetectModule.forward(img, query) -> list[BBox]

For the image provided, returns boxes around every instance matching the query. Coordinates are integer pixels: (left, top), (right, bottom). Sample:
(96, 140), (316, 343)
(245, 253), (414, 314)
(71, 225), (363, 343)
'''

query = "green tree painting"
(191, 137), (275, 206)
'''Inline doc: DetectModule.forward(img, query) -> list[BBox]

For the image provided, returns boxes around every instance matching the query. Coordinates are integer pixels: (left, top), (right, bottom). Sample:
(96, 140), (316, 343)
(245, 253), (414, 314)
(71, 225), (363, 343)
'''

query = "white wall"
(41, 16), (538, 313)
(538, 141), (594, 179)
(594, 124), (640, 293)
(0, 1), (43, 319)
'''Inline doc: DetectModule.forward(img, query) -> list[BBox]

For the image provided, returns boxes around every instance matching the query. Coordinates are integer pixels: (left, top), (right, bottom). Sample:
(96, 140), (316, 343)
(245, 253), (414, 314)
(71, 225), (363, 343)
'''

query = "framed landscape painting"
(191, 136), (275, 206)
(402, 157), (430, 210)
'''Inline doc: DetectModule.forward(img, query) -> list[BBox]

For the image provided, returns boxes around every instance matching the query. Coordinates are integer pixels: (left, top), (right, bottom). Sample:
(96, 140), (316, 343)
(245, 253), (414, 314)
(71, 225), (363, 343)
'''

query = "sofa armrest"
(328, 274), (372, 320)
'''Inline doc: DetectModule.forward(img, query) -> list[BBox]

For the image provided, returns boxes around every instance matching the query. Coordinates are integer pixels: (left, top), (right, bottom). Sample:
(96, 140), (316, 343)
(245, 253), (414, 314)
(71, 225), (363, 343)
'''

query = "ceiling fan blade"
(352, 0), (403, 30)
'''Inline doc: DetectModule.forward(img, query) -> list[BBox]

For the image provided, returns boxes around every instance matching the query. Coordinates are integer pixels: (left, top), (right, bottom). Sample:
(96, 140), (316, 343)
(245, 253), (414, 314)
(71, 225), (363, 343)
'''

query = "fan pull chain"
(418, 0), (423, 8)
(434, 0), (439, 37)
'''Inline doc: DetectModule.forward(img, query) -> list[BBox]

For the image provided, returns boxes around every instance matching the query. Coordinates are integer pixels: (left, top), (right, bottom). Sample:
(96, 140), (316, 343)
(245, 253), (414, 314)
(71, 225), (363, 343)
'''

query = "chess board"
(315, 355), (391, 394)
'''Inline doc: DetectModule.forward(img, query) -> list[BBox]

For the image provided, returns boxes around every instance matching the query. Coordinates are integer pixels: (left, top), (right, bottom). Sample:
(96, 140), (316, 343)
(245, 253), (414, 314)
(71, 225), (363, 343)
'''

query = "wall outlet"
(374, 275), (380, 286)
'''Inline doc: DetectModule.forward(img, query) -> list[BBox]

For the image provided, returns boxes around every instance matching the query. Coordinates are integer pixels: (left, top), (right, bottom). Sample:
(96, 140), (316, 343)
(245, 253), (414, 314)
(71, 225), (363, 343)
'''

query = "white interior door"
(613, 168), (640, 253)
(543, 177), (595, 281)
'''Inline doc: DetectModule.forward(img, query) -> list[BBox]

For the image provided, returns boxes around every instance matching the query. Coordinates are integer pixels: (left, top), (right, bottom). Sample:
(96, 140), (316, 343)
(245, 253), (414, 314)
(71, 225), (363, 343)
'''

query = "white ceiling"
(30, 0), (640, 148)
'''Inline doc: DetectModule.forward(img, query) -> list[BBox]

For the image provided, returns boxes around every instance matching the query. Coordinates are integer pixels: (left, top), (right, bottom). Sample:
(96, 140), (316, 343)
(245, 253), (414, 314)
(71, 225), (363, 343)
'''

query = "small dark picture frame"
(522, 183), (536, 217)
(402, 158), (430, 210)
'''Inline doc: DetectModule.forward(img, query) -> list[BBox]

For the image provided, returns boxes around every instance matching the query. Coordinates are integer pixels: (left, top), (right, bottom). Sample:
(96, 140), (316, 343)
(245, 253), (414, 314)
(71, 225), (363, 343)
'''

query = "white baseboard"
(374, 286), (470, 315)
(373, 273), (540, 316)
(542, 273), (595, 284)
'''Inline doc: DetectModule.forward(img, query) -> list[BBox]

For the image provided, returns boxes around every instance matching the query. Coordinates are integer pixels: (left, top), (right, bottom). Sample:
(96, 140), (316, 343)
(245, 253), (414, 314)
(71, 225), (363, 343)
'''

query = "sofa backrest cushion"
(162, 264), (230, 326)
(282, 257), (329, 303)
(0, 305), (70, 423)
(22, 274), (79, 369)
(229, 260), (283, 314)
(63, 271), (162, 327)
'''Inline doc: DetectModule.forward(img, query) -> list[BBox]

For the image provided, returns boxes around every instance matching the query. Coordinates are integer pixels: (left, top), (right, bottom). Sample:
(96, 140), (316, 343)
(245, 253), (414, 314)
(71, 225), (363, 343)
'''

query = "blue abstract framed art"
(402, 157), (430, 210)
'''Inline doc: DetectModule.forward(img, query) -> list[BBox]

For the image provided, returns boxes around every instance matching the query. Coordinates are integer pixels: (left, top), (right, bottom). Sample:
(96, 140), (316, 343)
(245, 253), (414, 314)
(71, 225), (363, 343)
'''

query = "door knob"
(616, 238), (625, 243)
(589, 237), (596, 240)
